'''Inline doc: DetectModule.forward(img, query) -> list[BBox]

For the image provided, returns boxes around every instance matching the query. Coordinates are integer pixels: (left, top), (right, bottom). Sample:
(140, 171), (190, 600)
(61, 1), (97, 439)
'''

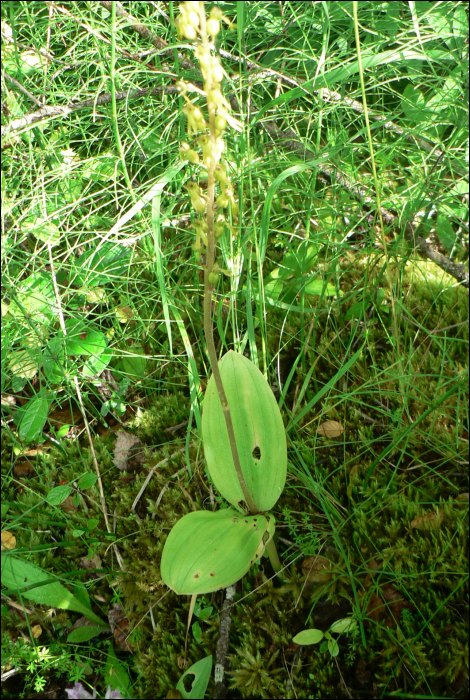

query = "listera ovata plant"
(161, 2), (288, 607)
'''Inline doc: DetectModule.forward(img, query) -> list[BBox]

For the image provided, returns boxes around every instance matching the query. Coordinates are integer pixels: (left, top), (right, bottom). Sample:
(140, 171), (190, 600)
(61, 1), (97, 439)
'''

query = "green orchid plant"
(160, 2), (288, 608)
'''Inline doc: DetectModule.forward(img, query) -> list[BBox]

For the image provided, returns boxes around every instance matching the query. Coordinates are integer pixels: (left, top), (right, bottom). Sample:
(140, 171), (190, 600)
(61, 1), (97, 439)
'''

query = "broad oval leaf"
(202, 351), (287, 512)
(46, 485), (72, 506)
(17, 394), (50, 441)
(328, 637), (340, 657)
(67, 624), (109, 643)
(292, 629), (324, 645)
(329, 617), (357, 634)
(161, 509), (274, 595)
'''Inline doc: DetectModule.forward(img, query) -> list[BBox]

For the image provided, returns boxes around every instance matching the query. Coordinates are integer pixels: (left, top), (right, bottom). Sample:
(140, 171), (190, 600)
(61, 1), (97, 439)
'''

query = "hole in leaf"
(182, 673), (196, 693)
(252, 446), (261, 460)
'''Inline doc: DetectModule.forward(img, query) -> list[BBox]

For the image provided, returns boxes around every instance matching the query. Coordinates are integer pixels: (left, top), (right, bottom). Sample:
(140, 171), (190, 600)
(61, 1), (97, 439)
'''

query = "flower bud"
(216, 193), (229, 208)
(187, 10), (200, 29)
(182, 103), (207, 135)
(210, 57), (224, 83)
(186, 149), (200, 164)
(179, 142), (200, 164)
(214, 222), (225, 238)
(215, 115), (227, 133)
(209, 7), (223, 20)
(208, 265), (220, 285)
(207, 18), (220, 36)
(185, 181), (207, 215)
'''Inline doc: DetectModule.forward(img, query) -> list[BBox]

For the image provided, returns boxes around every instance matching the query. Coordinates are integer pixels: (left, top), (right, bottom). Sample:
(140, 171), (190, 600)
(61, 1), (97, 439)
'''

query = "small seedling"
(293, 617), (358, 658)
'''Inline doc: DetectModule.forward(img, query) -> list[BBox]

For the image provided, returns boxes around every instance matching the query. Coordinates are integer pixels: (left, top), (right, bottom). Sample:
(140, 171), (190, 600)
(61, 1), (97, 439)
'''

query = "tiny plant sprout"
(160, 1), (288, 659)
(292, 618), (358, 658)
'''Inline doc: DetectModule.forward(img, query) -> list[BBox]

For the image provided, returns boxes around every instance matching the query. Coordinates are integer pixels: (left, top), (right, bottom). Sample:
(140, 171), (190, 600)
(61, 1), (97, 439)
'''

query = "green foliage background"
(1, 1), (468, 698)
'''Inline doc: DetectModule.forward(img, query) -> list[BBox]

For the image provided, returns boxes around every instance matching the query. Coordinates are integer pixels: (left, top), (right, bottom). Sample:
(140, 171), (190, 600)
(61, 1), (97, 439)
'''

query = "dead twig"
(130, 445), (191, 513)
(97, 0), (196, 70)
(1, 84), (178, 139)
(263, 122), (469, 288)
(213, 583), (237, 700)
(2, 71), (43, 107)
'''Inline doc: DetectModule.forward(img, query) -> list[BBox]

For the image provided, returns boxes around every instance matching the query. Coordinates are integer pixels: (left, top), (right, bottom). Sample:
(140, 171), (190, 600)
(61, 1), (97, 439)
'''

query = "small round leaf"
(292, 629), (324, 645)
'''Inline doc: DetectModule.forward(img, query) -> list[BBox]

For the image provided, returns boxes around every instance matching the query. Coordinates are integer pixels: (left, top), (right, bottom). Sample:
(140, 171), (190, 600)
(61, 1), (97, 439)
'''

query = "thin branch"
(213, 584), (237, 700)
(97, 0), (196, 70)
(263, 121), (469, 288)
(1, 85), (178, 138)
(130, 446), (189, 513)
(2, 71), (43, 107)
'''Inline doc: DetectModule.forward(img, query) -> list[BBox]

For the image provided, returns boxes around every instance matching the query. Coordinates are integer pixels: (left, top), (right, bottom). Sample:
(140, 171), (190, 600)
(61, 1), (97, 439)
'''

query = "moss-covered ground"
(2, 255), (468, 699)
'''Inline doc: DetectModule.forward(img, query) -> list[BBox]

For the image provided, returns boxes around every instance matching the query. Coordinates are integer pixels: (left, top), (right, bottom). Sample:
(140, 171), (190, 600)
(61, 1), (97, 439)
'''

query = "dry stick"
(1, 84), (179, 139)
(130, 445), (189, 513)
(3, 109), (465, 290)
(2, 71), (43, 107)
(47, 243), (125, 571)
(263, 121), (469, 288)
(98, 0), (196, 70)
(213, 584), (237, 700)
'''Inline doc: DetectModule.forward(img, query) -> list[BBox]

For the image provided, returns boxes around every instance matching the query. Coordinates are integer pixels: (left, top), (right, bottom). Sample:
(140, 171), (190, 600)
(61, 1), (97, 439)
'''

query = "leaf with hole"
(64, 321), (107, 358)
(202, 351), (287, 512)
(176, 655), (212, 700)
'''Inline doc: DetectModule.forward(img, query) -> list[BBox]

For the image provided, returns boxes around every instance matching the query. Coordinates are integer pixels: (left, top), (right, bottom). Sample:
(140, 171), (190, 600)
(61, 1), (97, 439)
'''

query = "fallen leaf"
(1, 394), (16, 408)
(113, 430), (145, 471)
(455, 493), (469, 503)
(410, 509), (444, 530)
(366, 583), (411, 626)
(108, 603), (134, 651)
(31, 624), (42, 639)
(80, 553), (102, 570)
(60, 495), (79, 514)
(302, 555), (334, 584)
(317, 420), (344, 438)
(13, 460), (35, 478)
(115, 305), (134, 323)
(1, 531), (16, 550)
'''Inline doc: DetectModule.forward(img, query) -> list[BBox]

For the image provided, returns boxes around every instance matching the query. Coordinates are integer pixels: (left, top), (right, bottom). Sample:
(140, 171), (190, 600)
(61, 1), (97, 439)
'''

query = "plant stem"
(198, 6), (256, 515)
(265, 539), (284, 577)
